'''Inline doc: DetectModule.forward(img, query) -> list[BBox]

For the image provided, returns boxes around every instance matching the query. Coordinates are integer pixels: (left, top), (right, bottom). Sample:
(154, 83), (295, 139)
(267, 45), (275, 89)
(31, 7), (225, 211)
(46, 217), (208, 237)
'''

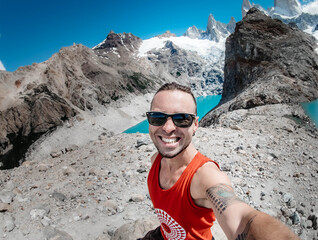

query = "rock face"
(201, 8), (318, 127)
(0, 84), (77, 169)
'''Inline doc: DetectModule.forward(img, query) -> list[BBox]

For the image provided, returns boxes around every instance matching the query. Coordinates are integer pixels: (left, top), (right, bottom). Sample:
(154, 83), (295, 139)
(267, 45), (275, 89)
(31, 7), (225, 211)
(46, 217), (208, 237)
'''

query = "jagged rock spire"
(242, 0), (252, 18)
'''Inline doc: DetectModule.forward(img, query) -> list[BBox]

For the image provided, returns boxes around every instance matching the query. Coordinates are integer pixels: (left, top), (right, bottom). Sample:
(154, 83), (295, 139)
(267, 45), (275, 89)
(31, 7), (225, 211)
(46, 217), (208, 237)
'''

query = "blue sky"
(0, 0), (312, 72)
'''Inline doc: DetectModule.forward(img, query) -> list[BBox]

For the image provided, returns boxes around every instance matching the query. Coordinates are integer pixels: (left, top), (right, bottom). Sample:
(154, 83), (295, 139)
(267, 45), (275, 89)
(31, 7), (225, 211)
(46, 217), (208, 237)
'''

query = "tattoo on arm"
(206, 183), (243, 216)
(235, 215), (257, 240)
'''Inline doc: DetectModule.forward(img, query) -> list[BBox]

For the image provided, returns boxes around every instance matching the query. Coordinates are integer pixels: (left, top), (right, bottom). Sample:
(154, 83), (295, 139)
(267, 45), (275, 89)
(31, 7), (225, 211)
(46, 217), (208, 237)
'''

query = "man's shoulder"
(196, 152), (219, 169)
(193, 159), (229, 189)
(196, 161), (220, 175)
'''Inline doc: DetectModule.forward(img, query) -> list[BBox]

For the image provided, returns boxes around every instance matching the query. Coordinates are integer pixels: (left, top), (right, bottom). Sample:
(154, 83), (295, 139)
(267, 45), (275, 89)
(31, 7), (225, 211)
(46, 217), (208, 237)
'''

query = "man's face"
(149, 90), (198, 158)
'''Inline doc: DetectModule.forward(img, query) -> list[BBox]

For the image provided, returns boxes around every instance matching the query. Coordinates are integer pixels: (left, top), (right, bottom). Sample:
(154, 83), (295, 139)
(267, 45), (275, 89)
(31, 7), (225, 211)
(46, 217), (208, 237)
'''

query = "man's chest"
(159, 165), (186, 190)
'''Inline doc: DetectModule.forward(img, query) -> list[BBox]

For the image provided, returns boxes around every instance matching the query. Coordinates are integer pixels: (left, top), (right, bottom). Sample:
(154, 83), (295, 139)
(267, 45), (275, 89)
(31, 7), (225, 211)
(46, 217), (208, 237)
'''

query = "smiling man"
(139, 82), (300, 240)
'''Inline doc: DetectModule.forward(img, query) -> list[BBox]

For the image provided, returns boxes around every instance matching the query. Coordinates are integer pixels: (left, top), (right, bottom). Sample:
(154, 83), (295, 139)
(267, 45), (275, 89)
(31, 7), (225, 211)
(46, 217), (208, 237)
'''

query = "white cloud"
(0, 60), (5, 71)
(302, 0), (318, 15)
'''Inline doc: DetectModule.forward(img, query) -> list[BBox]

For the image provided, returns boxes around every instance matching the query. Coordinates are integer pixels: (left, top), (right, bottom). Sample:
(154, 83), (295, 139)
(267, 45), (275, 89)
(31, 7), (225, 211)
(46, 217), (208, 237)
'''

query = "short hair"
(151, 82), (197, 114)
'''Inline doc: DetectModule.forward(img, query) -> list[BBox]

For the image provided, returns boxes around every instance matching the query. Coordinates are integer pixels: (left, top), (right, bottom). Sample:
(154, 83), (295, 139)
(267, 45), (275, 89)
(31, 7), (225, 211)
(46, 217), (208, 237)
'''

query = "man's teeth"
(161, 137), (178, 143)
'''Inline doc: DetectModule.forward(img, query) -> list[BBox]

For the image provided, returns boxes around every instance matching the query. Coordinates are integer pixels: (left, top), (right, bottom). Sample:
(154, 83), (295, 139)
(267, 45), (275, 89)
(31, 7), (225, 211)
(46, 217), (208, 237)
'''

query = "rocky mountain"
(201, 8), (318, 127)
(0, 36), (166, 169)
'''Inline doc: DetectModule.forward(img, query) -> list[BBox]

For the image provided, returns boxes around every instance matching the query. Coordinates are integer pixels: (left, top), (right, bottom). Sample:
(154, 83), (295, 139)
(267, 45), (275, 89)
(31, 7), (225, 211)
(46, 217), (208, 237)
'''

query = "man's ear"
(193, 116), (199, 132)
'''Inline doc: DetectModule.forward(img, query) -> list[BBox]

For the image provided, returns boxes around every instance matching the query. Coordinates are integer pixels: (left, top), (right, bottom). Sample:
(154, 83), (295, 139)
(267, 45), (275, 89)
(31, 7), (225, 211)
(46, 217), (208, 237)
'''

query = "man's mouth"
(160, 136), (180, 144)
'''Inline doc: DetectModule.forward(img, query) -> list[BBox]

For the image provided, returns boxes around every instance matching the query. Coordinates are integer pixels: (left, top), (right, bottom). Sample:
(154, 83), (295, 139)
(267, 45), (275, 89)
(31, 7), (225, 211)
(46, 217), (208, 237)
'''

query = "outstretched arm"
(191, 162), (300, 240)
(206, 183), (300, 240)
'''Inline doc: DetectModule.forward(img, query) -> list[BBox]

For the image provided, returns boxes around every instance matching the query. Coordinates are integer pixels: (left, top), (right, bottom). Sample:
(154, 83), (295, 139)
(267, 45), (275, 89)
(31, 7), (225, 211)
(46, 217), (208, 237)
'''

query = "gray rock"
(0, 191), (15, 203)
(111, 216), (159, 240)
(308, 214), (318, 230)
(50, 191), (67, 202)
(50, 151), (62, 158)
(43, 226), (73, 240)
(0, 203), (13, 212)
(283, 193), (293, 204)
(136, 139), (148, 148)
(65, 144), (79, 152)
(3, 214), (15, 232)
(30, 208), (47, 220)
(291, 211), (301, 225)
(129, 194), (145, 202)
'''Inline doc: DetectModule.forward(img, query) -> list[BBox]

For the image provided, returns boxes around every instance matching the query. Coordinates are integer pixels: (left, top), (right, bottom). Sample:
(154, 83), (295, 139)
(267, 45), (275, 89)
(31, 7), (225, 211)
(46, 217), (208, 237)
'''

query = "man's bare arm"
(206, 184), (300, 240)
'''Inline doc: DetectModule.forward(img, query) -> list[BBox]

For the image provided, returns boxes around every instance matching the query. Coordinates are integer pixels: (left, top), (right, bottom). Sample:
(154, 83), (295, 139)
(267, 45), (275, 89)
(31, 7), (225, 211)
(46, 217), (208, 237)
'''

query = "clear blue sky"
(0, 0), (310, 72)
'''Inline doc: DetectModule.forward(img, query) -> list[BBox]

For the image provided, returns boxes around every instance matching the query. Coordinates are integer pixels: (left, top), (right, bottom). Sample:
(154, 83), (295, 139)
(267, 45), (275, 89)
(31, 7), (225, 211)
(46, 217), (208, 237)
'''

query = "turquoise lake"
(302, 99), (318, 127)
(124, 96), (318, 134)
(123, 94), (222, 134)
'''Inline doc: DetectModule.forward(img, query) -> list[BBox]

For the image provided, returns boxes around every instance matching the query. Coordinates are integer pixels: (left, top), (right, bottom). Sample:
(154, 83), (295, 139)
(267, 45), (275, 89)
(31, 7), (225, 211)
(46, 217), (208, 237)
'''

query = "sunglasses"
(146, 112), (196, 128)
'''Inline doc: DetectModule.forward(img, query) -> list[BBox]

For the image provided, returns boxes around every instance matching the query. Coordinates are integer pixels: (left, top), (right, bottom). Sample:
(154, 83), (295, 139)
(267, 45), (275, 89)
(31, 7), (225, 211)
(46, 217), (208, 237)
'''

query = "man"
(140, 82), (300, 240)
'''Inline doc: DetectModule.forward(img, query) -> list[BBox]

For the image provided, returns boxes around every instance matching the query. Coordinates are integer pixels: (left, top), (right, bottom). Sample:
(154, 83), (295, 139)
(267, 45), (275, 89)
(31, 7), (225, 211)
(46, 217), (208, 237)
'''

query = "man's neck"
(162, 144), (198, 171)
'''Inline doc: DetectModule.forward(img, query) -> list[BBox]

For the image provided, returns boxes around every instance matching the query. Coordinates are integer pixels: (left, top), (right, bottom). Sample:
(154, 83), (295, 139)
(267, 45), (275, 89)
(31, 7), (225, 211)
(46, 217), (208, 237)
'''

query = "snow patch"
(0, 60), (6, 71)
(138, 36), (226, 58)
(302, 0), (318, 15)
(304, 26), (318, 40)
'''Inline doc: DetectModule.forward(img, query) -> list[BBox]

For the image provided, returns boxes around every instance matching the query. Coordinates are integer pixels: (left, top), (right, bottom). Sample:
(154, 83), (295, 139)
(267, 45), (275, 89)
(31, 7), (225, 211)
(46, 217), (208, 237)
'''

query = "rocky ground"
(0, 103), (317, 240)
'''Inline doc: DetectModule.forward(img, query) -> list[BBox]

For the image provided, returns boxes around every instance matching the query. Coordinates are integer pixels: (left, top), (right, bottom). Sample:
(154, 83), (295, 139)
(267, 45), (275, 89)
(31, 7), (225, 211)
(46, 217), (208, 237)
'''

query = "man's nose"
(162, 117), (176, 133)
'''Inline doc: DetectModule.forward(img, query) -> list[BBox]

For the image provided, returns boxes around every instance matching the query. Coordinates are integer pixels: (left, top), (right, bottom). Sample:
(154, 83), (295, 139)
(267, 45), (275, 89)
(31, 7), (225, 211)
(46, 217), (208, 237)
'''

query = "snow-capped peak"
(0, 60), (6, 71)
(138, 36), (225, 59)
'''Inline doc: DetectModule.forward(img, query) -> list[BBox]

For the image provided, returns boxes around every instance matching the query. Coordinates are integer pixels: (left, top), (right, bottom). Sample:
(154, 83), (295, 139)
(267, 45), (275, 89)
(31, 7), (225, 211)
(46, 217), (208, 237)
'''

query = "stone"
(43, 226), (73, 240)
(51, 191), (67, 202)
(3, 214), (15, 232)
(0, 203), (13, 212)
(136, 139), (148, 148)
(291, 211), (301, 225)
(63, 166), (76, 176)
(111, 216), (159, 240)
(30, 208), (47, 220)
(0, 191), (15, 203)
(308, 215), (318, 230)
(65, 144), (79, 152)
(50, 151), (62, 158)
(129, 194), (145, 202)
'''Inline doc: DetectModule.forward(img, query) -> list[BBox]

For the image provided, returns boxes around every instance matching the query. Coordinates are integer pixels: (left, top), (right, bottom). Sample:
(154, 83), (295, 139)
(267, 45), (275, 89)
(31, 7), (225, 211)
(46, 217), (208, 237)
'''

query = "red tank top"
(147, 152), (219, 240)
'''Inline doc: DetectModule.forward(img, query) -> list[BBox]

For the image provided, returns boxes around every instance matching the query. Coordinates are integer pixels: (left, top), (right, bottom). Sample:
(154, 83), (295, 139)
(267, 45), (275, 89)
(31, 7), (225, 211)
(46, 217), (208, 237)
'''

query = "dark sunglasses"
(146, 112), (196, 128)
